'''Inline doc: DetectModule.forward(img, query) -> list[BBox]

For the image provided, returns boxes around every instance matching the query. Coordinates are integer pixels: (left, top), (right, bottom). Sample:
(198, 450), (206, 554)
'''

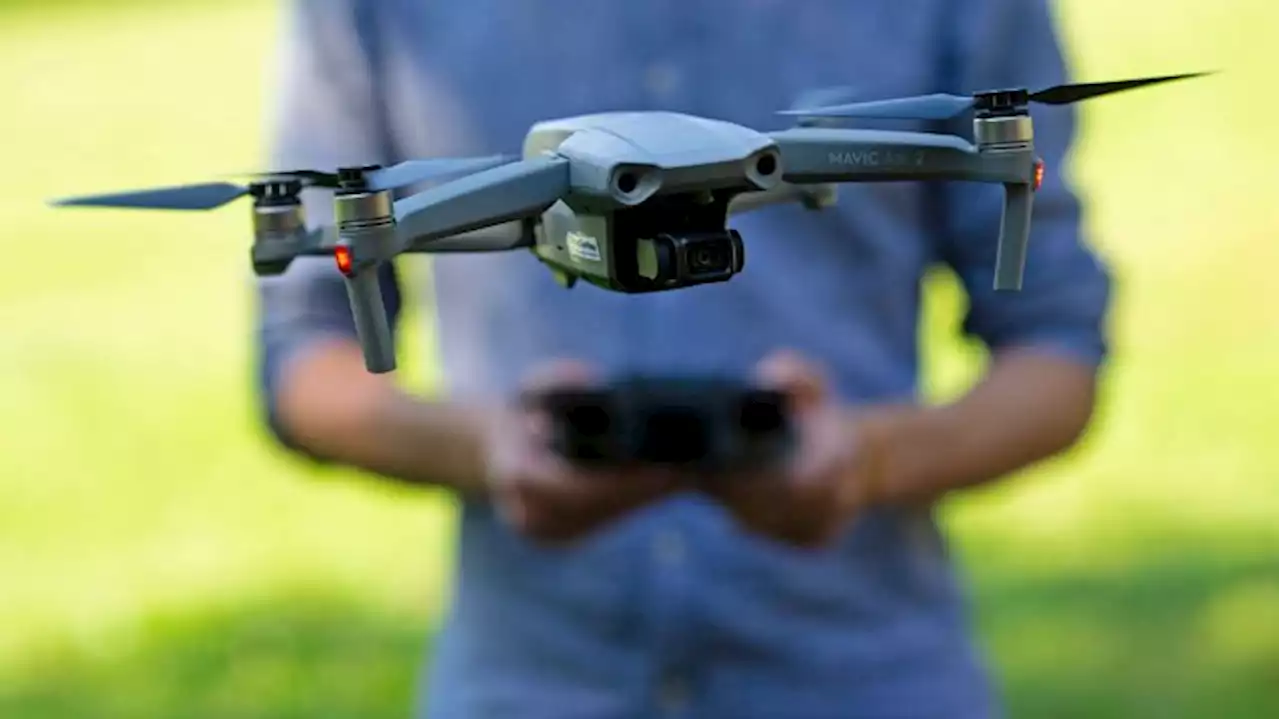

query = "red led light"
(334, 245), (354, 276)
(1032, 159), (1045, 191)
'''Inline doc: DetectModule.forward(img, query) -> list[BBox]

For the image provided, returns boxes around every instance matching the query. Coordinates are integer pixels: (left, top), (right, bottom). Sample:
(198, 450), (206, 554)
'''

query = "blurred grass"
(0, 0), (1275, 717)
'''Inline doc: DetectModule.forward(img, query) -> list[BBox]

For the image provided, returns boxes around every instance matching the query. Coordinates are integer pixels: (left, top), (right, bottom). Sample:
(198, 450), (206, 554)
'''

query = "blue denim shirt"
(257, 1), (1111, 717)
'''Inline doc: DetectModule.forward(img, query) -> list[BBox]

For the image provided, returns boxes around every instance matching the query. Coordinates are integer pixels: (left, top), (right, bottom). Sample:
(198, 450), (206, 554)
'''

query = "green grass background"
(0, 1), (1275, 716)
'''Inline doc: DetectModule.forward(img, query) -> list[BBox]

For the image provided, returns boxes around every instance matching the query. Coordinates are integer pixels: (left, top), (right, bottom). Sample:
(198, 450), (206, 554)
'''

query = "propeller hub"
(973, 89), (1030, 118)
(337, 165), (383, 192)
(250, 179), (304, 207)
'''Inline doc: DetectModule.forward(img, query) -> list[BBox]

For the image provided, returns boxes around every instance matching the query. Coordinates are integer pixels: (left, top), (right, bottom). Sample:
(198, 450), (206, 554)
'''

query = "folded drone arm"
(393, 155), (571, 252)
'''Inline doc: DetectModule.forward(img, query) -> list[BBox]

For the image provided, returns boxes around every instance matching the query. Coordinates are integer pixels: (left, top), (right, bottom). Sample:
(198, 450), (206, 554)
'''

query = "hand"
(701, 351), (888, 548)
(482, 360), (683, 544)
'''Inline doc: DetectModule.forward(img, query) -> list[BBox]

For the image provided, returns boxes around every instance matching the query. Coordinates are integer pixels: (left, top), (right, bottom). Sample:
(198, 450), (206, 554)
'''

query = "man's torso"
(360, 2), (996, 716)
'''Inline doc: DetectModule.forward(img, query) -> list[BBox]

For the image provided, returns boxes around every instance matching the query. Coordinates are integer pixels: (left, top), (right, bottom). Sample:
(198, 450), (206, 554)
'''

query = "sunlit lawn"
(1, 1), (1275, 717)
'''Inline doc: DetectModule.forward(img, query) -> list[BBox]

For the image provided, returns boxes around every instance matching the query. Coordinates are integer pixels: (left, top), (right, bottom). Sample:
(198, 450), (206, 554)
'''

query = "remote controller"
(523, 375), (796, 473)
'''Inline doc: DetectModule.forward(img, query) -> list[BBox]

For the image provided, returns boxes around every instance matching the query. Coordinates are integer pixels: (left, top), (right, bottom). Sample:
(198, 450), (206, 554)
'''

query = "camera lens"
(689, 244), (729, 272)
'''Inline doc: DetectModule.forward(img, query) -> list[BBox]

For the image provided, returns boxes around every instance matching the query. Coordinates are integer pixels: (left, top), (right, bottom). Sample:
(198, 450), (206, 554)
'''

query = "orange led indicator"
(1032, 159), (1045, 191)
(334, 245), (354, 275)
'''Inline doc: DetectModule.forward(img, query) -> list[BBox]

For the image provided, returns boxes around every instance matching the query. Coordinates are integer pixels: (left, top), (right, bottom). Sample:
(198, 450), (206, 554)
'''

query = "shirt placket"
(625, 5), (713, 716)
(644, 507), (703, 718)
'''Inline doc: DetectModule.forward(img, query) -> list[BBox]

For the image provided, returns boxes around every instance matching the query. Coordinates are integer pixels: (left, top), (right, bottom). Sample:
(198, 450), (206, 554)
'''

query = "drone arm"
(994, 182), (1034, 290)
(394, 156), (570, 252)
(400, 218), (537, 253)
(257, 250), (404, 440)
(314, 157), (568, 374)
(321, 158), (567, 375)
(929, 0), (1111, 370)
(772, 127), (1039, 287)
(769, 127), (1025, 185)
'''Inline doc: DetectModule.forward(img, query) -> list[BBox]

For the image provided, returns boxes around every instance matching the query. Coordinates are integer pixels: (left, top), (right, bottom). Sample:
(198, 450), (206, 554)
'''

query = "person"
(256, 0), (1112, 716)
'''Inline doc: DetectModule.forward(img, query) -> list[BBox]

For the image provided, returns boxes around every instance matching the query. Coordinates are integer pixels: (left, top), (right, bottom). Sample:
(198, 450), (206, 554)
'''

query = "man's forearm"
(274, 337), (491, 495)
(861, 346), (1100, 506)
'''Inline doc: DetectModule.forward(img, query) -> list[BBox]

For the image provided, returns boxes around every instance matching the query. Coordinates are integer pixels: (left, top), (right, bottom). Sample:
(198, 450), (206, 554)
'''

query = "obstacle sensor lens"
(755, 153), (777, 176)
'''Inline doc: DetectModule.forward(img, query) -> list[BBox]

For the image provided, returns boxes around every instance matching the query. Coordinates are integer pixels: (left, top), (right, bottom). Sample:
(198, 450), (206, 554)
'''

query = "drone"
(51, 73), (1206, 374)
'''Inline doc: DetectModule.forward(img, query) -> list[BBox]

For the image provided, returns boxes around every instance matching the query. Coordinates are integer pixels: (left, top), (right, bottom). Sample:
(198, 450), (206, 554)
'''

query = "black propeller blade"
(1026, 74), (1208, 105)
(779, 72), (1211, 122)
(50, 181), (251, 211)
(49, 155), (516, 211)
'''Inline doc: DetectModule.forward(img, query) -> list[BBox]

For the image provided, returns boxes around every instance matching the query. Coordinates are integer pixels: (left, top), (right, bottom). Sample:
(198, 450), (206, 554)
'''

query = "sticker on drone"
(566, 231), (602, 263)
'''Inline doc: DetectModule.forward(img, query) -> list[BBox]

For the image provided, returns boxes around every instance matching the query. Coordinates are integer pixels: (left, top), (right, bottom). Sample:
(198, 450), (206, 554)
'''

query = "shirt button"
(644, 62), (682, 100)
(653, 529), (685, 567)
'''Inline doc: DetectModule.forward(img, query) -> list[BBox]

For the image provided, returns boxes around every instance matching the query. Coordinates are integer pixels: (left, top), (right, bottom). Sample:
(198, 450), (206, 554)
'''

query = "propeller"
(50, 182), (253, 211)
(49, 154), (515, 211)
(779, 72), (1211, 122)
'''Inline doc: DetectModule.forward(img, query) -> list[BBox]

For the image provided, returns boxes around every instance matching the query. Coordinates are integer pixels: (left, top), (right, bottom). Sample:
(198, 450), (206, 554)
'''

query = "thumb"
(516, 359), (604, 437)
(754, 350), (829, 413)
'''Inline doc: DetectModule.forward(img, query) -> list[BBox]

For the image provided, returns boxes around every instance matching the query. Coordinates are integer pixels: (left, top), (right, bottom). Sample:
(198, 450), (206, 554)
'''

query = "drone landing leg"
(343, 265), (397, 372)
(994, 182), (1034, 291)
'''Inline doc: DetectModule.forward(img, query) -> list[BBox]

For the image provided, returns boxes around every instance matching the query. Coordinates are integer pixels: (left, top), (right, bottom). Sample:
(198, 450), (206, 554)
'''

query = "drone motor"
(249, 179), (306, 276)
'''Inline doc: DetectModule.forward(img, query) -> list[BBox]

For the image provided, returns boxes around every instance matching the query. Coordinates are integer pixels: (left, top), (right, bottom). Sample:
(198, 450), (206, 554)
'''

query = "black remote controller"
(523, 375), (796, 473)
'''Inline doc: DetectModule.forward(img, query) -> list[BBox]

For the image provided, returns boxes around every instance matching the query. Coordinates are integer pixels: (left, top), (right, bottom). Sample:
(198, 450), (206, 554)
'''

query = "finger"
(517, 359), (604, 432)
(520, 359), (601, 394)
(708, 474), (790, 529)
(725, 488), (837, 549)
(516, 479), (654, 543)
(794, 409), (877, 517)
(511, 454), (677, 540)
(754, 350), (829, 413)
(502, 468), (589, 541)
(567, 465), (683, 519)
(789, 410), (846, 482)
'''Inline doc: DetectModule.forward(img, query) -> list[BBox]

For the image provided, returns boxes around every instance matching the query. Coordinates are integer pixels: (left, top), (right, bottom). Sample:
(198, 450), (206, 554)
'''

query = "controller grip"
(994, 181), (1035, 291)
(342, 263), (396, 373)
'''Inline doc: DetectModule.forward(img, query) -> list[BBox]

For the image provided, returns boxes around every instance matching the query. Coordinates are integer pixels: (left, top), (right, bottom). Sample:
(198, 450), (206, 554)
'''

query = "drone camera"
(636, 229), (744, 287)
